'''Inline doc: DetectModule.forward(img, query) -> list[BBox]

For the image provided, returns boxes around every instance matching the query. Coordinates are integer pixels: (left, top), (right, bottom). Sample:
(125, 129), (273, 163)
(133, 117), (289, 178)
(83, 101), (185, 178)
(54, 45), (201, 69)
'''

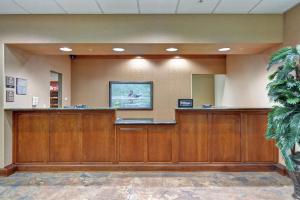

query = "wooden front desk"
(8, 108), (279, 173)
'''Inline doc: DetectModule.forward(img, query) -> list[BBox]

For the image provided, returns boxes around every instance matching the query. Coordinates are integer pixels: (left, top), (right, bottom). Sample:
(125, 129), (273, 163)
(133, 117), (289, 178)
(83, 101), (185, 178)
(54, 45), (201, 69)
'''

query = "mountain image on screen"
(110, 83), (152, 109)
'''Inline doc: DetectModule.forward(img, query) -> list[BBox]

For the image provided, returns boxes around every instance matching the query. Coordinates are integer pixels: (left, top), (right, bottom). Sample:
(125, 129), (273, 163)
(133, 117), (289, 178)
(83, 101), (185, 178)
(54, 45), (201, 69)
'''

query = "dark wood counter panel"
(9, 108), (279, 173)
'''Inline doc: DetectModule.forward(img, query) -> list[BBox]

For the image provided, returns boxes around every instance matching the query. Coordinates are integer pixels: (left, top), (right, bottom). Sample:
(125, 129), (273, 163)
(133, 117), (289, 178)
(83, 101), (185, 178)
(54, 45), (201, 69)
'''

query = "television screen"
(109, 81), (153, 110)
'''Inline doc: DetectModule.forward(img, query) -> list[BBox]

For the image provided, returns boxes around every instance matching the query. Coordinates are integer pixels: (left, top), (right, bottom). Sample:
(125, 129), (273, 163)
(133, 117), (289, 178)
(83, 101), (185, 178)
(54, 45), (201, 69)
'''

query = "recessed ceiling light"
(166, 47), (178, 52)
(59, 47), (72, 52)
(218, 47), (231, 52)
(112, 47), (125, 52)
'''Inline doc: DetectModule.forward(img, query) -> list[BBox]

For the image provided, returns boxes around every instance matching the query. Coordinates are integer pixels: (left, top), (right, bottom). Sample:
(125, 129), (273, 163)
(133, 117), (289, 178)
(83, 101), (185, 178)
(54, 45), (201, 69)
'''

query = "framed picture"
(16, 78), (27, 95)
(178, 99), (193, 108)
(6, 90), (14, 102)
(109, 81), (153, 110)
(5, 76), (15, 88)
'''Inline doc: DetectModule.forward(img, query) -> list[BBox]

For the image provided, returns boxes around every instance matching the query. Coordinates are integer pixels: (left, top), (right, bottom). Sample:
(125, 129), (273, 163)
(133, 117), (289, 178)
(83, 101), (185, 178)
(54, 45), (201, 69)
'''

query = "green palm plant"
(266, 45), (300, 171)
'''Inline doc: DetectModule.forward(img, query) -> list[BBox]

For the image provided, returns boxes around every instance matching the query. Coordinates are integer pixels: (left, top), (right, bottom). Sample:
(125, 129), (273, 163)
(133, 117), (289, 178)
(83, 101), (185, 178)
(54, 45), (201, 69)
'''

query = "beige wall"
(222, 50), (273, 107)
(71, 57), (225, 120)
(284, 4), (300, 46)
(0, 15), (282, 44)
(4, 47), (71, 108)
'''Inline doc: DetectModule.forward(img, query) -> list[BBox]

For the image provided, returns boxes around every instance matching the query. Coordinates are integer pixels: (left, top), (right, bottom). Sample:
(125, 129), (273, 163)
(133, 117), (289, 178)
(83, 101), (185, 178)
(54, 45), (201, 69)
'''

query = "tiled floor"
(0, 172), (294, 200)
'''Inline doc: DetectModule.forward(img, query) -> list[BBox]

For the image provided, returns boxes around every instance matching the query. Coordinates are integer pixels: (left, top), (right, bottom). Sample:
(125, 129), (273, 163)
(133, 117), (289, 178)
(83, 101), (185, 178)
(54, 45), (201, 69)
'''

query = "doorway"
(192, 74), (226, 107)
(50, 71), (62, 108)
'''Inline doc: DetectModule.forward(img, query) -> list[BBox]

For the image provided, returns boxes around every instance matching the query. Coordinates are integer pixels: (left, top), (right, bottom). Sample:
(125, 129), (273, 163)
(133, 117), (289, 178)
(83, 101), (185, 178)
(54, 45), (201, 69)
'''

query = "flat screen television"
(109, 81), (153, 110)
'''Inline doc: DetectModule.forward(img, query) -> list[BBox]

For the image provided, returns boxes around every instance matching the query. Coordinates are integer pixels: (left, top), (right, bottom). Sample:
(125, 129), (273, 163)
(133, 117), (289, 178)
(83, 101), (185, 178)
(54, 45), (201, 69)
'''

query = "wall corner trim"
(0, 163), (16, 176)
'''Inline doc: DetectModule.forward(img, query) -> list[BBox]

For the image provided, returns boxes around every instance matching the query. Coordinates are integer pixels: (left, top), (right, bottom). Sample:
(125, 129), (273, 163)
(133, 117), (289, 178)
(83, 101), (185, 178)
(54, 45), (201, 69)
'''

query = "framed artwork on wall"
(5, 76), (15, 88)
(6, 90), (14, 102)
(109, 81), (153, 110)
(16, 78), (27, 95)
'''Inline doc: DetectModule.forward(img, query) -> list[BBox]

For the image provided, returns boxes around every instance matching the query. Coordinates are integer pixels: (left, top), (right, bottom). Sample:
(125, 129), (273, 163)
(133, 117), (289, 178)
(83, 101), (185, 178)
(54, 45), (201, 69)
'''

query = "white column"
(0, 43), (5, 168)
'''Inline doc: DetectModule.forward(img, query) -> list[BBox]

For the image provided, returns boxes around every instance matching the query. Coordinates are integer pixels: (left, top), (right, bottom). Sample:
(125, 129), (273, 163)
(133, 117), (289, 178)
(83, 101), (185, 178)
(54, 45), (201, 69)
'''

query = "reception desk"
(6, 107), (280, 173)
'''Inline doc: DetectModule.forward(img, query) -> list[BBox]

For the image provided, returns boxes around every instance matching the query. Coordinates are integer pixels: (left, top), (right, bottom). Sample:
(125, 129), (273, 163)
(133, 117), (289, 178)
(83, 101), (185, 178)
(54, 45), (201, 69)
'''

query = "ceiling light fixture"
(112, 47), (125, 52)
(59, 47), (72, 52)
(218, 47), (231, 52)
(166, 47), (178, 52)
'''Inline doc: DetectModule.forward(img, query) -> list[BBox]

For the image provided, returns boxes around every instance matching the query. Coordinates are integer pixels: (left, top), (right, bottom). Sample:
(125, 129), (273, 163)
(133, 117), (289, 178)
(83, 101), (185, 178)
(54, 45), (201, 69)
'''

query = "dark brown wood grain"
(82, 113), (115, 162)
(147, 125), (173, 162)
(242, 112), (275, 162)
(210, 113), (241, 162)
(10, 108), (279, 175)
(49, 113), (82, 162)
(118, 126), (146, 162)
(16, 113), (49, 163)
(177, 112), (208, 162)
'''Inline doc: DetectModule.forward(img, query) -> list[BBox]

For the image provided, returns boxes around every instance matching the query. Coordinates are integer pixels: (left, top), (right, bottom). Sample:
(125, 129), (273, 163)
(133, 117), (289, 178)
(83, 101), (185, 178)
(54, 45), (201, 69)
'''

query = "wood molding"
(75, 55), (226, 60)
(0, 164), (17, 176)
(15, 163), (278, 172)
(274, 163), (288, 176)
(11, 109), (279, 176)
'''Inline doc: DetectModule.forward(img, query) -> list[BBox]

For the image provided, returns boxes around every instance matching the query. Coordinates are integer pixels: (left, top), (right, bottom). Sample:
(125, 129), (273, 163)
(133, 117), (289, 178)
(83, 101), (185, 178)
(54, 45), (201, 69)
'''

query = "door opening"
(50, 71), (62, 108)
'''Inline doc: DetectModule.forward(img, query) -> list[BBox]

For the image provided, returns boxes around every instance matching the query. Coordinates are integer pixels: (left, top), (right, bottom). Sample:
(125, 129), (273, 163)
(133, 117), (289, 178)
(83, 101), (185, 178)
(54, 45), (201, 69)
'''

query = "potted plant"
(266, 45), (300, 199)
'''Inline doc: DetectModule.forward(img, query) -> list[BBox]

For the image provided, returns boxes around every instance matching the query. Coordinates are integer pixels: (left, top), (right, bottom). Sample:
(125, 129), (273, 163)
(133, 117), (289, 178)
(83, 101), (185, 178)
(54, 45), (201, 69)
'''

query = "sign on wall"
(5, 76), (15, 88)
(16, 78), (27, 95)
(6, 90), (14, 102)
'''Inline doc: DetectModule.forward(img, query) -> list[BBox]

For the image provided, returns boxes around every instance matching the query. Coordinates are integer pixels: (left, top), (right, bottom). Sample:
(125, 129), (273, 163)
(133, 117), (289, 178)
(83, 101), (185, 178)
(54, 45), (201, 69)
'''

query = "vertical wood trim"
(172, 124), (178, 163)
(12, 112), (18, 163)
(173, 112), (180, 163)
(79, 113), (83, 163)
(116, 126), (120, 163)
(207, 113), (212, 163)
(274, 139), (279, 163)
(46, 113), (50, 163)
(241, 113), (246, 163)
(144, 126), (148, 163)
(113, 125), (118, 164)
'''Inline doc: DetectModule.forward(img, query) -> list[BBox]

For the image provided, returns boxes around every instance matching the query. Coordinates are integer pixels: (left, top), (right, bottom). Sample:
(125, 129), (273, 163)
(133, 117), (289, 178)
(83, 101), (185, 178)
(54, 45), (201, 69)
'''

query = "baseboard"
(0, 164), (17, 176)
(15, 163), (278, 173)
(274, 163), (288, 176)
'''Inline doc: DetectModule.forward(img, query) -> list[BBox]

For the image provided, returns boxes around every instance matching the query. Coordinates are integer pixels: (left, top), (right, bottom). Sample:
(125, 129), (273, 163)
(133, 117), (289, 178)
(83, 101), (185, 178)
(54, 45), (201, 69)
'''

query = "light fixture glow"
(59, 47), (72, 52)
(218, 47), (231, 52)
(112, 47), (125, 52)
(166, 47), (178, 52)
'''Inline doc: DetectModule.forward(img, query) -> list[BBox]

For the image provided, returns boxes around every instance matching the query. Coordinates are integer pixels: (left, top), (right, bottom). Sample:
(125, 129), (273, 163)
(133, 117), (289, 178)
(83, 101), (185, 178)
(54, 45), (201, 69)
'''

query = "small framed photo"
(16, 78), (27, 95)
(6, 76), (15, 88)
(178, 99), (193, 108)
(6, 90), (14, 102)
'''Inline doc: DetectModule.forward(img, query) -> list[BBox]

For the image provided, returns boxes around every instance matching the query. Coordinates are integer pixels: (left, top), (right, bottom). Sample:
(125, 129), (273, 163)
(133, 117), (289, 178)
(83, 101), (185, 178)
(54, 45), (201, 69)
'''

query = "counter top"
(4, 107), (115, 111)
(176, 107), (272, 111)
(115, 118), (176, 125)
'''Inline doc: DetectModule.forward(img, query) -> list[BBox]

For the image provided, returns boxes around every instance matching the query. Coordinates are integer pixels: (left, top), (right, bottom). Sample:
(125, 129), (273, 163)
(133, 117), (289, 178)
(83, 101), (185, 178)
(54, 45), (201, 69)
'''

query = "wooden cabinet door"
(118, 126), (146, 162)
(49, 113), (82, 162)
(82, 113), (115, 162)
(177, 112), (208, 162)
(16, 113), (49, 163)
(147, 125), (173, 162)
(243, 113), (276, 162)
(211, 113), (241, 162)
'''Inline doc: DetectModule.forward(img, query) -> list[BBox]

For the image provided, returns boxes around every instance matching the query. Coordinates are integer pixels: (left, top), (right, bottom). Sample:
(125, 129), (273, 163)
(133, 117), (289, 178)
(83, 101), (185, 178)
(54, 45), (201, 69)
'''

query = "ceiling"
(0, 0), (299, 14)
(7, 43), (279, 55)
